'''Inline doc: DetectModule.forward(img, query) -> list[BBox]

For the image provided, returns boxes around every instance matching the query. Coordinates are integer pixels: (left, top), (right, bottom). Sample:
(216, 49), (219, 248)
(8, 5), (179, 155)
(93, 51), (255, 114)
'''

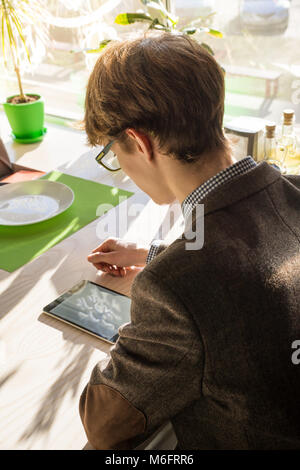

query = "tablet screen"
(44, 280), (131, 343)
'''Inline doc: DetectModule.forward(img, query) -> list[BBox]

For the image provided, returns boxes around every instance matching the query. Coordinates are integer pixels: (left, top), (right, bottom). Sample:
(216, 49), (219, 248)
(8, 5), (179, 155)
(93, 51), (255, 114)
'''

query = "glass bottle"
(280, 109), (297, 173)
(264, 122), (286, 172)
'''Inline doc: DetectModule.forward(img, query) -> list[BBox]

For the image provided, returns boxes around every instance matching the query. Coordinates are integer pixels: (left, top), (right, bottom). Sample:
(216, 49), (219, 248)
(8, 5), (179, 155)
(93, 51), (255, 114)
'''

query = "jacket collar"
(183, 162), (282, 233)
(182, 156), (257, 222)
(201, 161), (281, 216)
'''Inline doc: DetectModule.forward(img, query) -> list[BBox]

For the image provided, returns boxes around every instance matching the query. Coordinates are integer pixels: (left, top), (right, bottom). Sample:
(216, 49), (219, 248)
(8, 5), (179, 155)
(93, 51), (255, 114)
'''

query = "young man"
(79, 32), (300, 449)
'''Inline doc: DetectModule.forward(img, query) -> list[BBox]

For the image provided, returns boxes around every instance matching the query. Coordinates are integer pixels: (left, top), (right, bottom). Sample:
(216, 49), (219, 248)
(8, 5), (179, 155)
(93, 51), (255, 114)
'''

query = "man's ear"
(125, 128), (153, 161)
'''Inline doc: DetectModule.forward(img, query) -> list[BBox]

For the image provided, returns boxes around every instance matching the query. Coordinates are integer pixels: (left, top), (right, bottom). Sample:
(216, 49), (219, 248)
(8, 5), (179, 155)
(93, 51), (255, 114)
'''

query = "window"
(0, 1), (157, 121)
(173, 0), (300, 126)
(1, 0), (299, 127)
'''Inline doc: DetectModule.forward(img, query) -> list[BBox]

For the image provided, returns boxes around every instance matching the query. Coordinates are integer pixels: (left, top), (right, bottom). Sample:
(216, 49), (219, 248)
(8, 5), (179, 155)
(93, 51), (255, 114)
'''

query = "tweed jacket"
(79, 161), (300, 450)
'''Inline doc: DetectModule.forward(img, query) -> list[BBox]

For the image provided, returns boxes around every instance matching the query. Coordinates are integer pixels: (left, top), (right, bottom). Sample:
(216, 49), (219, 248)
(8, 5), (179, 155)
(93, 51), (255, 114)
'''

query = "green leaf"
(146, 18), (165, 30)
(180, 25), (209, 34)
(1, 12), (6, 65)
(141, 0), (161, 4)
(5, 12), (17, 63)
(10, 9), (31, 63)
(150, 23), (168, 31)
(86, 39), (112, 54)
(115, 13), (152, 25)
(147, 3), (167, 26)
(181, 27), (197, 35)
(146, 1), (178, 26)
(200, 42), (215, 56)
(208, 28), (223, 38)
(198, 26), (210, 33)
(181, 12), (216, 29)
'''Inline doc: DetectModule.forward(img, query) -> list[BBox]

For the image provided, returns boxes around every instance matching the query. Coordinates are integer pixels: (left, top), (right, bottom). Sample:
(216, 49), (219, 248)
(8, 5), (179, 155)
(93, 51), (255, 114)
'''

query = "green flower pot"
(3, 94), (46, 143)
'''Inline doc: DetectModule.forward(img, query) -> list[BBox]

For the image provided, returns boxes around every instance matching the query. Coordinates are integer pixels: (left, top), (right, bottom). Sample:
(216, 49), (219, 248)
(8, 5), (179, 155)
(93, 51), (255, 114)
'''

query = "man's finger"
(94, 263), (110, 272)
(87, 251), (118, 265)
(91, 238), (117, 254)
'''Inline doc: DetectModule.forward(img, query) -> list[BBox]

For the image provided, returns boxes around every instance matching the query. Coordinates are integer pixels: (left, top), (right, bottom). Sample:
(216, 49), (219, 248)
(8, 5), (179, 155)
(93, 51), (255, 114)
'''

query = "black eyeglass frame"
(95, 140), (121, 172)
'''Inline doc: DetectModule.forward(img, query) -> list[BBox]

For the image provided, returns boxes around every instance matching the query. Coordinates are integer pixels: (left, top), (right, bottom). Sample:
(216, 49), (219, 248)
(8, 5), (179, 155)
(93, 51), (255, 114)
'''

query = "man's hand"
(87, 237), (149, 277)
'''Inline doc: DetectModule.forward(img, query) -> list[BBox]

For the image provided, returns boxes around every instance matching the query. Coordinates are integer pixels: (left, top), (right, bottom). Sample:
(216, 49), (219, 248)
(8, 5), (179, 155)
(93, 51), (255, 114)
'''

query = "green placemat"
(0, 171), (134, 272)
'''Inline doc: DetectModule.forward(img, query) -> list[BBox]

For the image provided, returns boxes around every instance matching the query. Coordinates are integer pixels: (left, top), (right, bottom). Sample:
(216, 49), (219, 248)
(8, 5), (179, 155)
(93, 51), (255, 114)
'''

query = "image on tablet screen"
(50, 281), (131, 340)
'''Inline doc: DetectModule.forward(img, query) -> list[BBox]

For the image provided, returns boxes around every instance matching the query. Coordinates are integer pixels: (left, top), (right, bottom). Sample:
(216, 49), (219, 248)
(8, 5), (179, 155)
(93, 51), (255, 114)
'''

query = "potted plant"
(87, 0), (222, 57)
(0, 0), (47, 143)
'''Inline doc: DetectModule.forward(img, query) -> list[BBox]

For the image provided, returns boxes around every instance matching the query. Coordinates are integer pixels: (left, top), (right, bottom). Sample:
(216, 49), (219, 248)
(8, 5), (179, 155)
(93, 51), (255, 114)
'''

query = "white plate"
(0, 180), (74, 226)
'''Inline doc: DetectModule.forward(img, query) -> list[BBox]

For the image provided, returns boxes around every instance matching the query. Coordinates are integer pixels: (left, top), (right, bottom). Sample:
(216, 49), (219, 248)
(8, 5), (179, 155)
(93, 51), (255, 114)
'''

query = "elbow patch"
(79, 383), (146, 449)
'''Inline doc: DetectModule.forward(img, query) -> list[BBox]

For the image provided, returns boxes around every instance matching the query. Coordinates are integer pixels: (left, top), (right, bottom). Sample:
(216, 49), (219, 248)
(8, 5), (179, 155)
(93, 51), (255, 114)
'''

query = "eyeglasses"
(95, 140), (121, 172)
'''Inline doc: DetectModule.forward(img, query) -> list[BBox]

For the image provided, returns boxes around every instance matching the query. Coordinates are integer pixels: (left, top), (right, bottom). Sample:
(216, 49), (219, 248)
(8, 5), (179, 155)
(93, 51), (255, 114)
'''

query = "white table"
(0, 117), (183, 449)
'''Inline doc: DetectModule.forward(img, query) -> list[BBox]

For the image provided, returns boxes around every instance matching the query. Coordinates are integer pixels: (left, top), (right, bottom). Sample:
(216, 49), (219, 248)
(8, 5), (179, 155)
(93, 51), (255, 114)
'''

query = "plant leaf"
(115, 13), (152, 25)
(150, 22), (168, 30)
(181, 27), (197, 35)
(1, 11), (6, 65)
(208, 28), (223, 38)
(181, 12), (216, 29)
(180, 25), (209, 34)
(86, 39), (112, 54)
(147, 4), (167, 26)
(5, 9), (18, 66)
(10, 8), (31, 63)
(141, 0), (161, 4)
(146, 1), (177, 25)
(200, 42), (215, 56)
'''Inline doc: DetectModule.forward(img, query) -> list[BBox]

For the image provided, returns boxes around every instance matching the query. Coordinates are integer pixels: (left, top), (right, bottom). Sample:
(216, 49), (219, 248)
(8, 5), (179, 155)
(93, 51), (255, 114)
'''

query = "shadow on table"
(38, 310), (111, 352)
(0, 251), (71, 321)
(0, 367), (19, 388)
(0, 230), (99, 321)
(17, 269), (140, 448)
(17, 338), (99, 447)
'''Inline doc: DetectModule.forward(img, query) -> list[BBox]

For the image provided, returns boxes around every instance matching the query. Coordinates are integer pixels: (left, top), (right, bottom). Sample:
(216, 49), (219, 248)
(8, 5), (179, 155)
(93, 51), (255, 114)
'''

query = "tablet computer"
(43, 280), (131, 344)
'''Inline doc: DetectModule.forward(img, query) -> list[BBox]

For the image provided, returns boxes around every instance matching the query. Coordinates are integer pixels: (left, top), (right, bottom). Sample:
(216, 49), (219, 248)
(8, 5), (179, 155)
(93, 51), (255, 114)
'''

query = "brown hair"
(84, 32), (227, 163)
